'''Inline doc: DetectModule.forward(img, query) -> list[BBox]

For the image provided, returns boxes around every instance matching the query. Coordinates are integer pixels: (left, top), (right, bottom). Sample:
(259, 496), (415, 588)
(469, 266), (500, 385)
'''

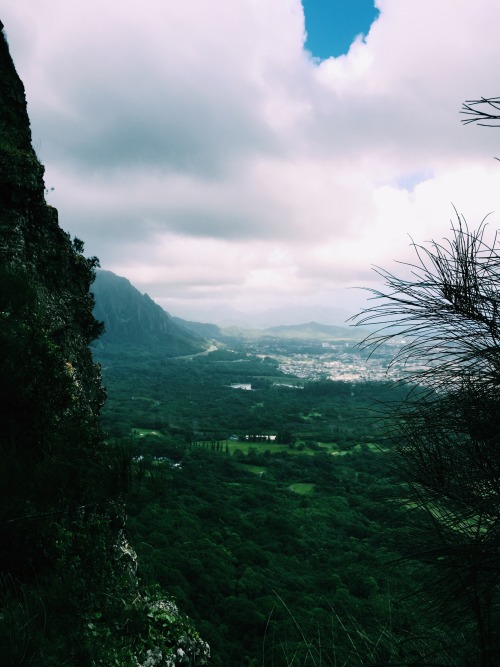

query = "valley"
(95, 335), (402, 446)
(2, 14), (497, 663)
(88, 270), (459, 665)
(93, 321), (449, 666)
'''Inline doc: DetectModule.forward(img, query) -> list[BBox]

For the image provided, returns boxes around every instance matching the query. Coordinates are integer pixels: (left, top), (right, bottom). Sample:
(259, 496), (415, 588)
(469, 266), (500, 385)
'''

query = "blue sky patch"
(396, 171), (434, 193)
(302, 0), (379, 59)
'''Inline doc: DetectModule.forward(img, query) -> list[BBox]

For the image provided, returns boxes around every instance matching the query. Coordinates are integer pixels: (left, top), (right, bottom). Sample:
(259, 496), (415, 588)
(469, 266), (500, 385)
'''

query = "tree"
(461, 95), (500, 160)
(462, 97), (500, 127)
(354, 218), (500, 666)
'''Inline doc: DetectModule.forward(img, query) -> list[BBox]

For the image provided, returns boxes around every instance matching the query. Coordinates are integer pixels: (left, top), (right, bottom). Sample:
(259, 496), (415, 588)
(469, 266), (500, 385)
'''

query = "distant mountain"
(217, 305), (354, 328)
(91, 270), (207, 356)
(91, 271), (364, 351)
(263, 321), (365, 341)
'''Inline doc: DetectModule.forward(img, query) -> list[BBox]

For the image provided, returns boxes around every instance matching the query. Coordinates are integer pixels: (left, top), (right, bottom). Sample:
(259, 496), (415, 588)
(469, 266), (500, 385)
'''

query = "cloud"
(3, 0), (500, 324)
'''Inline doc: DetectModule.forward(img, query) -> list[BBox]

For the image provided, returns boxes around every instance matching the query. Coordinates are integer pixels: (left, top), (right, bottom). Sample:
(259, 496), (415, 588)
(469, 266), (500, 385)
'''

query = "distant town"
(270, 339), (419, 383)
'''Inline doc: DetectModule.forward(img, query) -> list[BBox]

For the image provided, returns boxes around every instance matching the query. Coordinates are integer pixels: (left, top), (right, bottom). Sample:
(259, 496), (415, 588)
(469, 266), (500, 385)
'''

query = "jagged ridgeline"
(0, 21), (208, 665)
(92, 268), (207, 355)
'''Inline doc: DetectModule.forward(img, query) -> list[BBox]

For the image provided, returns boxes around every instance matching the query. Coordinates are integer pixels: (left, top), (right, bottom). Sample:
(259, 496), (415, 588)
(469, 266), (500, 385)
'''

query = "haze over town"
(3, 1), (500, 325)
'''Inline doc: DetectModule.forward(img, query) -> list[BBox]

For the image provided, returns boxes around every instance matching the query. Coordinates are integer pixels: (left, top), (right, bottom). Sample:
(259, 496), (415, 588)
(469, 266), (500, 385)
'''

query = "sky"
(303, 0), (379, 58)
(2, 1), (500, 326)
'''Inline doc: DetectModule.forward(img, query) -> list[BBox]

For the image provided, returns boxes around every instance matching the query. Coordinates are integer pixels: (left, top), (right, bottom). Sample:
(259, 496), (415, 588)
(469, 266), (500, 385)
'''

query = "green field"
(239, 464), (267, 475)
(167, 437), (385, 458)
(132, 427), (161, 437)
(289, 482), (316, 495)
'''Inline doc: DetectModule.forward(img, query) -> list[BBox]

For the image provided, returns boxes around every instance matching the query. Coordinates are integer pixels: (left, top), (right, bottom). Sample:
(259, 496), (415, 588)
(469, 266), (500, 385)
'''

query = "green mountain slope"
(92, 269), (208, 356)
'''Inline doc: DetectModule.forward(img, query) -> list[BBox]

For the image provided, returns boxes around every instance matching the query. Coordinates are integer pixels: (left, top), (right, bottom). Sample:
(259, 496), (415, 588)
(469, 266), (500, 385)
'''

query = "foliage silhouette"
(354, 219), (500, 666)
(462, 97), (500, 127)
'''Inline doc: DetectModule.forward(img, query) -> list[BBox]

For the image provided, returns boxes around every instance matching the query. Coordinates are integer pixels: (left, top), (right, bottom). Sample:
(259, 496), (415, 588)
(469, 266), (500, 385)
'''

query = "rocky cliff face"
(0, 23), (208, 666)
(0, 20), (105, 550)
(0, 21), (115, 661)
(0, 17), (109, 529)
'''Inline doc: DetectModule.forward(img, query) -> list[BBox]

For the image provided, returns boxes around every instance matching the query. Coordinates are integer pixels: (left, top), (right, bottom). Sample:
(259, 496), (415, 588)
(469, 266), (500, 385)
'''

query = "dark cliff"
(0, 20), (114, 662)
(0, 23), (208, 665)
(0, 21), (105, 530)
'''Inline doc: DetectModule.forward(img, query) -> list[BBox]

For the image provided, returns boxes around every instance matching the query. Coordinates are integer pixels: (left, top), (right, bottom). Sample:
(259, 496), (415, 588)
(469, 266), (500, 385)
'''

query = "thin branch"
(461, 97), (500, 126)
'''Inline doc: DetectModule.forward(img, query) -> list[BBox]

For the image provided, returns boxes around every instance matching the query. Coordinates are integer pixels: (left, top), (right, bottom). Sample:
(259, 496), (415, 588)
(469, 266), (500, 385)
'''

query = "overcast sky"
(3, 1), (500, 325)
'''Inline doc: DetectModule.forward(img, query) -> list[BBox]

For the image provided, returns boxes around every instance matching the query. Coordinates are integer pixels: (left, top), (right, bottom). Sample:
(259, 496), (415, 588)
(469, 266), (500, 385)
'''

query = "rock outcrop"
(0, 22), (208, 666)
(0, 17), (105, 565)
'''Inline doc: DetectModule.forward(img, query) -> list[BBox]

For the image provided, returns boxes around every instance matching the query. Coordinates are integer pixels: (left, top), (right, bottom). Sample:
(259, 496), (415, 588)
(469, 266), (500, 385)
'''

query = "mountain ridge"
(263, 321), (363, 340)
(93, 269), (364, 346)
(92, 269), (208, 356)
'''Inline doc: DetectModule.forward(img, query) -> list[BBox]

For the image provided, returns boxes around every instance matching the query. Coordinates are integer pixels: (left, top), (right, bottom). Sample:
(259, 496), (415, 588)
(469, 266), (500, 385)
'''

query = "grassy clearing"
(132, 428), (161, 437)
(300, 411), (323, 421)
(239, 464), (267, 476)
(190, 439), (388, 457)
(223, 440), (347, 457)
(289, 483), (315, 495)
(223, 440), (341, 457)
(351, 442), (388, 453)
(225, 440), (293, 455)
(398, 498), (489, 533)
(325, 442), (388, 455)
(271, 378), (304, 387)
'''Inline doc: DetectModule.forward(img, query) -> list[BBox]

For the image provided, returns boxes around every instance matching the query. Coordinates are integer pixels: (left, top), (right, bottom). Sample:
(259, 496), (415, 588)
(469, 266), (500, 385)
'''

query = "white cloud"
(3, 0), (500, 324)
